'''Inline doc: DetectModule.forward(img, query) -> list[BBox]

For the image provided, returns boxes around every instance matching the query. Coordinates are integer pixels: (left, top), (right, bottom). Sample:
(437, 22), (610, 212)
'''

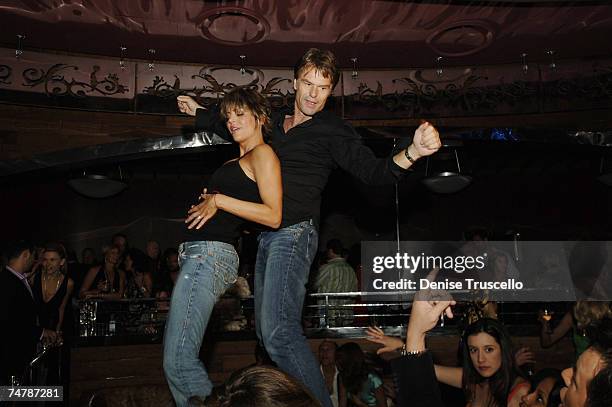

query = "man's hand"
(177, 95), (204, 117)
(410, 121), (442, 159)
(185, 188), (219, 229)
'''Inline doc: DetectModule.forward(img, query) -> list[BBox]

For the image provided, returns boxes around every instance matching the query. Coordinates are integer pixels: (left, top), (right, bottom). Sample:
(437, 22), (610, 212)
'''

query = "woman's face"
(520, 377), (557, 407)
(146, 241), (159, 259)
(225, 107), (259, 143)
(468, 332), (503, 378)
(105, 247), (120, 265)
(124, 255), (133, 271)
(560, 347), (604, 407)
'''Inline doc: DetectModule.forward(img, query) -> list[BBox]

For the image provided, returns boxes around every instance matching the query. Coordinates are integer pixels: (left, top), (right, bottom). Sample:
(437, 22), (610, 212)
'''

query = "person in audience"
(155, 247), (180, 298)
(145, 239), (161, 275)
(335, 342), (386, 407)
(319, 340), (339, 407)
(313, 239), (358, 327)
(540, 301), (611, 358)
(519, 368), (563, 407)
(568, 241), (609, 299)
(586, 363), (612, 407)
(79, 245), (126, 300)
(164, 87), (282, 407)
(0, 241), (58, 385)
(31, 242), (74, 385)
(81, 247), (96, 266)
(123, 248), (153, 298)
(111, 233), (128, 259)
(560, 317), (612, 407)
(198, 365), (321, 407)
(368, 318), (529, 406)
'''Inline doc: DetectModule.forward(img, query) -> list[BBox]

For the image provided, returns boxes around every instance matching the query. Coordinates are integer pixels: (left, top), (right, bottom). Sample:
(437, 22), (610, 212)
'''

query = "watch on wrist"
(404, 148), (417, 164)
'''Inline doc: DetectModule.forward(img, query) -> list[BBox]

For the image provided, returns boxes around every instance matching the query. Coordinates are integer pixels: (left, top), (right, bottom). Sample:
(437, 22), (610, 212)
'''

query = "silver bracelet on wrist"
(399, 343), (427, 357)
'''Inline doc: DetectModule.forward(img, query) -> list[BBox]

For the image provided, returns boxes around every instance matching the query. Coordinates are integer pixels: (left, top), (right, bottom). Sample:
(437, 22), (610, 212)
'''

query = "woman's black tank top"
(186, 159), (262, 244)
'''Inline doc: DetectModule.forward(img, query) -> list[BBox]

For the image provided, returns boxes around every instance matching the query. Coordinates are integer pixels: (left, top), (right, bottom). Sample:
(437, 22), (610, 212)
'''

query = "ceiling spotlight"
(422, 141), (472, 194)
(68, 168), (127, 198)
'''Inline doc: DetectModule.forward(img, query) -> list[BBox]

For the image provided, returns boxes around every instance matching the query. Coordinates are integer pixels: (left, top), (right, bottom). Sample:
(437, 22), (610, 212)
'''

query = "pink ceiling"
(0, 1), (611, 68)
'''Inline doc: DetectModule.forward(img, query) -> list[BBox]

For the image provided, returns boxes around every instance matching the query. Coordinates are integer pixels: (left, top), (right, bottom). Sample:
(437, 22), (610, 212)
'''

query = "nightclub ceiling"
(1, 1), (611, 68)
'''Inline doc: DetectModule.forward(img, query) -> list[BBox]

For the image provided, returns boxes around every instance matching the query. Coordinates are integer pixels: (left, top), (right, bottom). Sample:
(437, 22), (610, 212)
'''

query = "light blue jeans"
(255, 220), (332, 407)
(163, 241), (238, 407)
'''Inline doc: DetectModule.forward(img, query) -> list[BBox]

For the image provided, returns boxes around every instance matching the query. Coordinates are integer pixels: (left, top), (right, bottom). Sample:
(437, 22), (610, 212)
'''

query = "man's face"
(82, 249), (94, 265)
(23, 249), (35, 271)
(113, 236), (127, 253)
(319, 341), (336, 367)
(293, 68), (333, 118)
(43, 251), (65, 274)
(166, 254), (179, 272)
(561, 347), (604, 407)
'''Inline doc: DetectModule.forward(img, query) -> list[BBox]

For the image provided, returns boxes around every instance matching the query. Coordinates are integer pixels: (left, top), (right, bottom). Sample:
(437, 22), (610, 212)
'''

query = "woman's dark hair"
(220, 87), (272, 137)
(335, 342), (369, 395)
(125, 248), (147, 273)
(218, 365), (321, 407)
(587, 364), (612, 407)
(461, 318), (520, 407)
(530, 368), (563, 407)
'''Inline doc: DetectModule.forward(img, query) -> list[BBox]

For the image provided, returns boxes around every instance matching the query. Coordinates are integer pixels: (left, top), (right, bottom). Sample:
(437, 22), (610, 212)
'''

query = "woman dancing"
(164, 87), (282, 406)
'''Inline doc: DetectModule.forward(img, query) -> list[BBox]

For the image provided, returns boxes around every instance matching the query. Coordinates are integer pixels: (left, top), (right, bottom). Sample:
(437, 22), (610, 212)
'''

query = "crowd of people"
(0, 235), (185, 387)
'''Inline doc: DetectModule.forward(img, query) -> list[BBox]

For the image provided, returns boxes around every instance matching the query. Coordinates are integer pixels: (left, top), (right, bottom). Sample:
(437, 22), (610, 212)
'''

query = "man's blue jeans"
(255, 220), (332, 407)
(163, 241), (238, 407)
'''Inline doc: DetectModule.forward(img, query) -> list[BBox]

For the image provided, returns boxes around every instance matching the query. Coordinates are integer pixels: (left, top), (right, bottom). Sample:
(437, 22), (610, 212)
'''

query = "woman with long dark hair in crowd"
(164, 87), (282, 407)
(368, 318), (529, 406)
(123, 248), (153, 298)
(455, 318), (530, 406)
(335, 342), (386, 407)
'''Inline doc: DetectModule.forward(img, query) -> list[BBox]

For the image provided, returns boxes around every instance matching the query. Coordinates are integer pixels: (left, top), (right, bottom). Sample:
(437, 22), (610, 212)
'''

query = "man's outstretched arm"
(177, 95), (233, 142)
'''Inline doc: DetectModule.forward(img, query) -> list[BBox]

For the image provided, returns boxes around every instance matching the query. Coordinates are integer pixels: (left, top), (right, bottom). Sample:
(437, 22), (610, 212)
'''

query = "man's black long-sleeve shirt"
(196, 107), (412, 228)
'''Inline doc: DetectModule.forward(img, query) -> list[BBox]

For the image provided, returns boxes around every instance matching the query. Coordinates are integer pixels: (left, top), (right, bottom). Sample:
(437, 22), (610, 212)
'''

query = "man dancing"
(179, 48), (441, 406)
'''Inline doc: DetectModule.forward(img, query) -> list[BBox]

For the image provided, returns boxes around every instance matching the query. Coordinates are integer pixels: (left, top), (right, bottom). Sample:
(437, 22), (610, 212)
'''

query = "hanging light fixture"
(148, 48), (156, 71)
(239, 55), (247, 76)
(421, 140), (472, 194)
(68, 167), (127, 199)
(597, 156), (612, 187)
(15, 34), (25, 59)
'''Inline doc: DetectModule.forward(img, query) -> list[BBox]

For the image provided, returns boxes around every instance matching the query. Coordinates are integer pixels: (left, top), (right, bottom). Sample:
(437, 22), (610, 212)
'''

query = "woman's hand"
(406, 268), (455, 351)
(185, 188), (219, 229)
(366, 326), (404, 354)
(514, 347), (535, 367)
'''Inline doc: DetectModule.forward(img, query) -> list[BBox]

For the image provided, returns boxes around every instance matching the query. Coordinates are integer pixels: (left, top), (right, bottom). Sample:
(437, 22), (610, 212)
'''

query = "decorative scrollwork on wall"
(544, 66), (612, 102)
(144, 65), (294, 108)
(0, 65), (12, 84)
(22, 64), (128, 97)
(351, 72), (540, 115)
